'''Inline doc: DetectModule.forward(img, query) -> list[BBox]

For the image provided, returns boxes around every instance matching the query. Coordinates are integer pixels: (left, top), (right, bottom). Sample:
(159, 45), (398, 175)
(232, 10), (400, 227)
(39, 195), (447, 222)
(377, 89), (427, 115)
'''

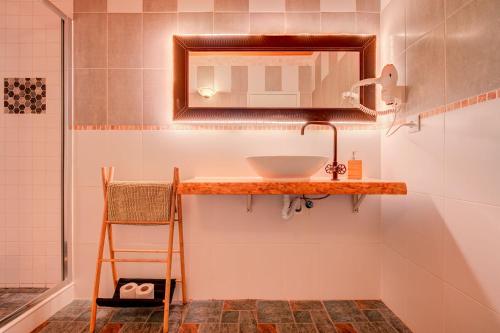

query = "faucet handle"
(325, 162), (347, 175)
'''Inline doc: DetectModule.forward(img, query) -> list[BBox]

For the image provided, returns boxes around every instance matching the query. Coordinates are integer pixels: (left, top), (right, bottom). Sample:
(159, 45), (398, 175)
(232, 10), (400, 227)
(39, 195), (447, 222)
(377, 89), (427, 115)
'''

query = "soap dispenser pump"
(348, 151), (362, 180)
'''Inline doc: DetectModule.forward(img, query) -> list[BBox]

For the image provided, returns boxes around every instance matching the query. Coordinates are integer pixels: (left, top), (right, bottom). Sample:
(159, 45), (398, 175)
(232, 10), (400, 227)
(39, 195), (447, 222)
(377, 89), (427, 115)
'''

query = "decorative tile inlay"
(3, 78), (47, 114)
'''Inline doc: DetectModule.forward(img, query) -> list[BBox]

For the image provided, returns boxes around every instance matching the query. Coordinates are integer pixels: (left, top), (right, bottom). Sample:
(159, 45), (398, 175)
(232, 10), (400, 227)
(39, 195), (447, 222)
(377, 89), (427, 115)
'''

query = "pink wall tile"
(143, 0), (177, 12)
(74, 0), (107, 12)
(249, 0), (285, 12)
(108, 14), (143, 68)
(143, 13), (177, 68)
(285, 0), (320, 12)
(178, 0), (214, 12)
(214, 13), (250, 33)
(178, 12), (214, 33)
(108, 69), (143, 125)
(74, 69), (107, 125)
(250, 13), (285, 33)
(74, 13), (107, 68)
(406, 25), (445, 115)
(321, 12), (356, 33)
(285, 13), (321, 33)
(356, 0), (380, 12)
(406, 0), (444, 47)
(320, 0), (356, 12)
(215, 0), (249, 12)
(108, 0), (143, 13)
(143, 69), (170, 126)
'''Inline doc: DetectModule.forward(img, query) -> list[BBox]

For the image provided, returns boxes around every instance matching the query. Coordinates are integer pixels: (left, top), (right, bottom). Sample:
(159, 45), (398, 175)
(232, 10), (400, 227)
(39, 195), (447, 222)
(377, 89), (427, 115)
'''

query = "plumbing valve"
(325, 162), (347, 175)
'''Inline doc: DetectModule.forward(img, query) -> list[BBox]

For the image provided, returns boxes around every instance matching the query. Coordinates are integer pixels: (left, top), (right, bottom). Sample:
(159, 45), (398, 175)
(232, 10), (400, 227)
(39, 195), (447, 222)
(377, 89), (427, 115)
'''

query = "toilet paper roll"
(136, 283), (154, 299)
(119, 282), (138, 299)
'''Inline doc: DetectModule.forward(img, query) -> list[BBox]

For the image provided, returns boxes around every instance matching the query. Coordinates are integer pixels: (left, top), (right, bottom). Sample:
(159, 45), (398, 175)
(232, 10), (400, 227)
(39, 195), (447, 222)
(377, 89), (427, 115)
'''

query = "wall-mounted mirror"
(174, 35), (376, 123)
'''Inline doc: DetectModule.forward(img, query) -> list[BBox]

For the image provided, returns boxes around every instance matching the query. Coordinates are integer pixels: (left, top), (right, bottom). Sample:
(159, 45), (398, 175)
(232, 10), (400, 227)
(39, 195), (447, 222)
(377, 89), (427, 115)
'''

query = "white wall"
(73, 129), (383, 300)
(381, 98), (500, 333)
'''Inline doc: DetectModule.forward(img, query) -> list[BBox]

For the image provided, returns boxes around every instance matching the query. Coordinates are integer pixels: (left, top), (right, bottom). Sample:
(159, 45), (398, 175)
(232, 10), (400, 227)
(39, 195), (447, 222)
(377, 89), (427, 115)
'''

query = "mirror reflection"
(188, 51), (360, 108)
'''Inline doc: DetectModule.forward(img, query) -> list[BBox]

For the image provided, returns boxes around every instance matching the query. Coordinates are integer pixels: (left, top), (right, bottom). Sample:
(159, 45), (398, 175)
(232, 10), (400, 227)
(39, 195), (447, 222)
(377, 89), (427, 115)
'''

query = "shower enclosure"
(0, 0), (71, 326)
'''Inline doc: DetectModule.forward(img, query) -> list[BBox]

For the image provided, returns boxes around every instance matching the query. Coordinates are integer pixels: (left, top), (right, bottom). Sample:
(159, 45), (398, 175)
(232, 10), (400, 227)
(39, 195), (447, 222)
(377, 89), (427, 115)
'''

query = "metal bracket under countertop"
(352, 194), (366, 213)
(246, 195), (253, 212)
(246, 194), (367, 213)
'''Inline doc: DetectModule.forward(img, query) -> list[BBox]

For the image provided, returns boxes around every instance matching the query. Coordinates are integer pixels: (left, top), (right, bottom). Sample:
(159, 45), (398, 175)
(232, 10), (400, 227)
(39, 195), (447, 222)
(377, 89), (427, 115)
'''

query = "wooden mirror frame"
(173, 35), (376, 123)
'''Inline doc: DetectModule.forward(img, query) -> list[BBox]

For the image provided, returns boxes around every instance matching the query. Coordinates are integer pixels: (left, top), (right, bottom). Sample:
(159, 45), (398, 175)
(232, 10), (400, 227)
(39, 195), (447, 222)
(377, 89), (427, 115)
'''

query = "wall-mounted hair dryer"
(342, 64), (405, 116)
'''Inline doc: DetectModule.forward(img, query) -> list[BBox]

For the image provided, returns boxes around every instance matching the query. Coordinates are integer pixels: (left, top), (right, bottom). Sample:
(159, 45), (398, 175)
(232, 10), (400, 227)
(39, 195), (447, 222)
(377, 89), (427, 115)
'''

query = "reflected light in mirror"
(198, 87), (216, 98)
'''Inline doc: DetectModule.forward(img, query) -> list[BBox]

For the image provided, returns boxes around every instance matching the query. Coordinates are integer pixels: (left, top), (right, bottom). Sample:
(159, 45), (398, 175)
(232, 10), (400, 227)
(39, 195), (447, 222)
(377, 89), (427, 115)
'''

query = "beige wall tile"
(300, 93), (312, 107)
(445, 0), (500, 102)
(178, 12), (214, 34)
(143, 0), (177, 12)
(406, 0), (444, 46)
(143, 13), (177, 68)
(74, 0), (107, 13)
(214, 13), (250, 33)
(265, 66), (282, 91)
(249, 0), (285, 12)
(285, 0), (320, 11)
(215, 0), (249, 12)
(445, 0), (470, 17)
(143, 69), (170, 126)
(356, 0), (380, 12)
(108, 69), (143, 125)
(74, 13), (107, 68)
(250, 13), (285, 33)
(320, 0), (356, 12)
(178, 0), (214, 12)
(197, 66), (214, 89)
(355, 12), (379, 34)
(321, 12), (356, 33)
(406, 25), (445, 115)
(74, 69), (107, 125)
(108, 14), (143, 68)
(285, 13), (321, 33)
(299, 66), (313, 93)
(107, 0), (143, 13)
(380, 0), (405, 60)
(231, 66), (248, 93)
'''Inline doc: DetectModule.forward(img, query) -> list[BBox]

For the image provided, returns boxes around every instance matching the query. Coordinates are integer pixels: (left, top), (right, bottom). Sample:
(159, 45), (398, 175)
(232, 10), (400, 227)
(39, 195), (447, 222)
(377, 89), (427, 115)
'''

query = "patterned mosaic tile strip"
(3, 78), (47, 114)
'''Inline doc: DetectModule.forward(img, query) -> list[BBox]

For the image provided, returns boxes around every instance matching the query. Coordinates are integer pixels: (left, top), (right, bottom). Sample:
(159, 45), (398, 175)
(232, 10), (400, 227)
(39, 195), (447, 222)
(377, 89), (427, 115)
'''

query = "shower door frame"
(0, 0), (73, 327)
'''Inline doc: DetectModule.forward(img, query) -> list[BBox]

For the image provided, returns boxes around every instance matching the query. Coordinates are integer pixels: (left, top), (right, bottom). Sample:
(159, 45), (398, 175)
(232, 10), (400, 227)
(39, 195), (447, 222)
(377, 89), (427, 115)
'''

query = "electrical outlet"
(408, 114), (421, 133)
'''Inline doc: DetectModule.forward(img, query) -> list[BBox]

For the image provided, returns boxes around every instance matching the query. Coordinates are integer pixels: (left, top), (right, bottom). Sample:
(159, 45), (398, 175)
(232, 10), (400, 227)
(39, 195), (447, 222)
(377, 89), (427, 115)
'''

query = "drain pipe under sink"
(282, 195), (302, 220)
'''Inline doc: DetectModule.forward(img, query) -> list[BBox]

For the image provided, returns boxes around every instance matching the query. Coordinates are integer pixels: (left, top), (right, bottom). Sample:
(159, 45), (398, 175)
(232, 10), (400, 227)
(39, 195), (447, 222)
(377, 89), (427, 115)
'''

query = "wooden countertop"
(178, 177), (407, 195)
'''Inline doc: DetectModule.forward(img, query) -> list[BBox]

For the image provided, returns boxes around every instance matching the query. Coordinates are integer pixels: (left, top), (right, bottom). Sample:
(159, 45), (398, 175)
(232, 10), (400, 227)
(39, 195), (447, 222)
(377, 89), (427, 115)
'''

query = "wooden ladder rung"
(113, 249), (180, 254)
(101, 258), (167, 263)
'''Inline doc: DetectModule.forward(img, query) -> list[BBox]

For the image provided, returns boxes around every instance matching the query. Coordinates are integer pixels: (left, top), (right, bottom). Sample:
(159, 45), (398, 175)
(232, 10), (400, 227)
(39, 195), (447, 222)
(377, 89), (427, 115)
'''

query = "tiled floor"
(31, 299), (412, 333)
(0, 288), (48, 321)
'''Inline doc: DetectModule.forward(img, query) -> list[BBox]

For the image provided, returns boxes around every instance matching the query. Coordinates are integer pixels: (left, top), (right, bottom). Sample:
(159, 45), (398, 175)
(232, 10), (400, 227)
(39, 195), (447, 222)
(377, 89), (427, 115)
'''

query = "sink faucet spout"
(300, 121), (346, 181)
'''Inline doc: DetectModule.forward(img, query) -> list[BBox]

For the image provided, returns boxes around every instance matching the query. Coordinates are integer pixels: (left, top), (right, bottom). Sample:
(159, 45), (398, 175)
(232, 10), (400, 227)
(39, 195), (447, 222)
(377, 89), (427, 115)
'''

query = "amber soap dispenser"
(348, 151), (362, 180)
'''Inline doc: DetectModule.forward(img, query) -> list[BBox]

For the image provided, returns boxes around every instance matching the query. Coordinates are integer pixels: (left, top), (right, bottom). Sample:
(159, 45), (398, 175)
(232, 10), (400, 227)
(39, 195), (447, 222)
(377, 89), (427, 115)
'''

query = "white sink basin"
(246, 155), (329, 180)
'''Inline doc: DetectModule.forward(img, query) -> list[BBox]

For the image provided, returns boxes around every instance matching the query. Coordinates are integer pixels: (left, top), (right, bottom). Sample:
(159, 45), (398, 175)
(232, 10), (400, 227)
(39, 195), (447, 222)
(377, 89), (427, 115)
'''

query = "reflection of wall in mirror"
(188, 52), (359, 108)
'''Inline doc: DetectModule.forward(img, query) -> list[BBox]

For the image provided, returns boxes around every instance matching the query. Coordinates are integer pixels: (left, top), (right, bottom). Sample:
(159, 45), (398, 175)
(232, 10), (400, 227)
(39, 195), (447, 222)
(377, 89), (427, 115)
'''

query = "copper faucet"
(301, 121), (346, 181)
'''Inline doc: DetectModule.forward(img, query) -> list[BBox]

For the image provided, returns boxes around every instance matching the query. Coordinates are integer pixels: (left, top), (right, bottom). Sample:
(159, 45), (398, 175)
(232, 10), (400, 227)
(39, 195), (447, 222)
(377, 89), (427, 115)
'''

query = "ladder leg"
(90, 220), (107, 332)
(107, 224), (118, 287)
(163, 219), (176, 332)
(177, 194), (187, 304)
